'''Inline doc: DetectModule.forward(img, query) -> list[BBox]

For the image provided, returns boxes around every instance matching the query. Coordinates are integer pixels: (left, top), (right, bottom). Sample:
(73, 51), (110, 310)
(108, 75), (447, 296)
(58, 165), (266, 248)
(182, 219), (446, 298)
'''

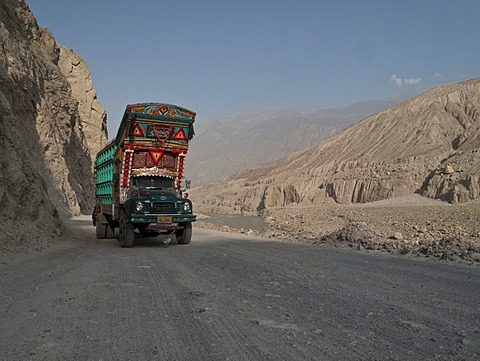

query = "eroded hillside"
(193, 79), (480, 215)
(185, 96), (414, 186)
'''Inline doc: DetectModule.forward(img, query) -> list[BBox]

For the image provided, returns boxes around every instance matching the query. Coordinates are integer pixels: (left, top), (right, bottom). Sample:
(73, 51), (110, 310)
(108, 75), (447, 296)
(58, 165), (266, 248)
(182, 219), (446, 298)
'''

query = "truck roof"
(115, 103), (196, 146)
(125, 102), (195, 120)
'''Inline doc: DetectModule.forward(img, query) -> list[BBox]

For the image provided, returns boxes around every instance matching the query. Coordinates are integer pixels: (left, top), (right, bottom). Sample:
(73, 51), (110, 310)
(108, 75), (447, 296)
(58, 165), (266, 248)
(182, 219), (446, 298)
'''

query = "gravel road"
(1, 216), (479, 360)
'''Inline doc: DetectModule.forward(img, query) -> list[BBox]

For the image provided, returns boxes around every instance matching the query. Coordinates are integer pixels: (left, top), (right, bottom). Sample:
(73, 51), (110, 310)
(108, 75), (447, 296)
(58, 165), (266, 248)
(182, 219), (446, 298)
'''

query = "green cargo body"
(94, 140), (116, 205)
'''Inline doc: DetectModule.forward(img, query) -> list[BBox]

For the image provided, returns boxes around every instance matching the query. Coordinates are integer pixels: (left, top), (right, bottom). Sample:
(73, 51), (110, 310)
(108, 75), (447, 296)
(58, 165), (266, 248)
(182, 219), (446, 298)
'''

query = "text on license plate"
(157, 216), (172, 224)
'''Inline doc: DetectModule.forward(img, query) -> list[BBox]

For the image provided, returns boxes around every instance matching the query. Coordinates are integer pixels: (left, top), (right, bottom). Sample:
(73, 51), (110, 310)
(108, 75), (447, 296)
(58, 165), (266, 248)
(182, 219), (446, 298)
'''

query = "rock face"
(58, 46), (108, 163)
(193, 79), (480, 214)
(0, 0), (107, 250)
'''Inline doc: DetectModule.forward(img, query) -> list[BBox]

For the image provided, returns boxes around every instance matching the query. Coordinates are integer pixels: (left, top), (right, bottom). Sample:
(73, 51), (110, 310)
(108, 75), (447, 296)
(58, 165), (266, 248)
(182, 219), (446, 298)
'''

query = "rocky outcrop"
(58, 46), (108, 162)
(0, 0), (107, 250)
(192, 79), (480, 214)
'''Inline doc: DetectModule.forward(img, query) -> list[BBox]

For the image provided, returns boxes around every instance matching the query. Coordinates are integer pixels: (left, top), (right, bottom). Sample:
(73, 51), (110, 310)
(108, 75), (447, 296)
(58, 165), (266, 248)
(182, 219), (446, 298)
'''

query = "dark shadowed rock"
(0, 0), (107, 252)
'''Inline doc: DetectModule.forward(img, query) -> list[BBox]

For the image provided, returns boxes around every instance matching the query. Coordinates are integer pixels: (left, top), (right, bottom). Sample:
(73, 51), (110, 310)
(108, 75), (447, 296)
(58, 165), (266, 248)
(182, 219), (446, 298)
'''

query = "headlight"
(183, 202), (191, 212)
(135, 202), (143, 212)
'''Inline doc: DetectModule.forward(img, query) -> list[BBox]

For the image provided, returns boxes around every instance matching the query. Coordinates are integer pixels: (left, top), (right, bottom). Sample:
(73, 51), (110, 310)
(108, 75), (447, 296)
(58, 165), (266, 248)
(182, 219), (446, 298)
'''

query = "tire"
(177, 222), (192, 244)
(96, 221), (107, 239)
(105, 225), (115, 239)
(96, 212), (115, 239)
(119, 212), (135, 248)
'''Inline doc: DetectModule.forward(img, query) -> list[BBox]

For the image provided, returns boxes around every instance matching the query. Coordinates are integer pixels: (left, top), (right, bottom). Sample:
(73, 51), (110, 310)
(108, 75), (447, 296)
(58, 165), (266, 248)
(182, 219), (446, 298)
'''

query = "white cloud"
(390, 74), (422, 86)
(433, 73), (443, 78)
(390, 74), (403, 86)
(404, 77), (422, 85)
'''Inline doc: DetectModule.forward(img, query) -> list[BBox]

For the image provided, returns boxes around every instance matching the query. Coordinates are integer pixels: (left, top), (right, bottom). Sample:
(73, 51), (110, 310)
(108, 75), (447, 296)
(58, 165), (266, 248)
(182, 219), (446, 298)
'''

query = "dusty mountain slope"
(185, 94), (418, 186)
(0, 0), (107, 251)
(192, 79), (480, 215)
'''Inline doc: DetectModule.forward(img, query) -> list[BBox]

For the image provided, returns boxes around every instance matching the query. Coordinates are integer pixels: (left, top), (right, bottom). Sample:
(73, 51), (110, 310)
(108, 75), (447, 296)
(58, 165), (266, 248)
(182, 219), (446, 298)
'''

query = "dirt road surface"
(1, 216), (479, 360)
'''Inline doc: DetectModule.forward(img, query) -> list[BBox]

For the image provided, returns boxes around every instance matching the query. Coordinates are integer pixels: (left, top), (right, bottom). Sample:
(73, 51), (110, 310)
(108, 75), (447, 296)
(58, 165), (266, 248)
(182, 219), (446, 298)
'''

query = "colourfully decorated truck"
(92, 103), (196, 247)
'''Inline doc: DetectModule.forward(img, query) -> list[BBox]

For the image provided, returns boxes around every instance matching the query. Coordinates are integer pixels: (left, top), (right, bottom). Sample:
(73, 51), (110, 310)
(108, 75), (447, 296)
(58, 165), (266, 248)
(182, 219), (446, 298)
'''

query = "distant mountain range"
(192, 79), (480, 214)
(185, 90), (423, 185)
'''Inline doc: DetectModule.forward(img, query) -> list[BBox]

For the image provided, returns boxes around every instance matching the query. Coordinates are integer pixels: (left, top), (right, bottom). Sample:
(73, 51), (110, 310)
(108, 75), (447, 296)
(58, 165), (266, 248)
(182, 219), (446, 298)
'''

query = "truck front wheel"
(119, 212), (135, 248)
(176, 222), (192, 244)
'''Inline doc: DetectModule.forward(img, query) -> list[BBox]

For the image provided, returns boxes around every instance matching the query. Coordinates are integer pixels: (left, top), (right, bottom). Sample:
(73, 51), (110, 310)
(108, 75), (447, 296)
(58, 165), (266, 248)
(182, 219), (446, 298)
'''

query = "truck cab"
(121, 175), (195, 245)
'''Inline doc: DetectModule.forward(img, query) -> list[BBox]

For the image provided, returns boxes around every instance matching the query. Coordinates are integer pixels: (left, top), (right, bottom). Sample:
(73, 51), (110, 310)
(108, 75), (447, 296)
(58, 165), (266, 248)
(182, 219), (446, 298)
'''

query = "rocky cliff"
(0, 0), (107, 250)
(58, 46), (108, 163)
(193, 79), (480, 215)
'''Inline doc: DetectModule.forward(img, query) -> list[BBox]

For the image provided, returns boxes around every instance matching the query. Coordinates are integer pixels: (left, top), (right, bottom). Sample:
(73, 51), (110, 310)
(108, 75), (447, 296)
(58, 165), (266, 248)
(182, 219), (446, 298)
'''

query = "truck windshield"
(131, 176), (175, 195)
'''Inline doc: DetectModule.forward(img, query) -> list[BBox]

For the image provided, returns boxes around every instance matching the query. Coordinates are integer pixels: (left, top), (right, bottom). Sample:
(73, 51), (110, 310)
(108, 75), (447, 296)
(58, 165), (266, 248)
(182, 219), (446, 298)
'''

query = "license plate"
(157, 216), (172, 224)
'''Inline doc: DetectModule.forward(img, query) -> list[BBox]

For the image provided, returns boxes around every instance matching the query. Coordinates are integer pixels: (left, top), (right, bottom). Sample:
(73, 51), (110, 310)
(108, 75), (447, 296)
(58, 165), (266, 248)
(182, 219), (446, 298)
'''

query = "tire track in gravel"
(132, 239), (273, 360)
(1, 216), (479, 360)
(166, 232), (480, 360)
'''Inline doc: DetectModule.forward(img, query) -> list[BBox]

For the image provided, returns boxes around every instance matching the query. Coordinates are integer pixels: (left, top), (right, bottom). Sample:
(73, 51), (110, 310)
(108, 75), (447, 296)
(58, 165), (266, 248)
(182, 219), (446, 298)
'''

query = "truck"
(92, 103), (197, 247)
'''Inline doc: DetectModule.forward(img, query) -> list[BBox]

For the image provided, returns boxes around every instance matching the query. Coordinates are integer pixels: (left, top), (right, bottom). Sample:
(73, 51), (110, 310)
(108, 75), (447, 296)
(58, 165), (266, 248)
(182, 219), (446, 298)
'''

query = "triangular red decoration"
(132, 124), (144, 137)
(172, 128), (187, 140)
(149, 150), (164, 165)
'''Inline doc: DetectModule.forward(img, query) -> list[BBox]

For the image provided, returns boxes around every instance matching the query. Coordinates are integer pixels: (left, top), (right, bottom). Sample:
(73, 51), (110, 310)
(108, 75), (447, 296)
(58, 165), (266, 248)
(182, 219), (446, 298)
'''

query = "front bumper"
(127, 213), (196, 225)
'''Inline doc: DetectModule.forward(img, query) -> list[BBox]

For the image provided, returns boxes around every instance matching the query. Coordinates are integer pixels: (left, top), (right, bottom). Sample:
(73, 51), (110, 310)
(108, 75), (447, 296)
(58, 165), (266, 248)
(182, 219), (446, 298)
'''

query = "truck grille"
(151, 202), (176, 214)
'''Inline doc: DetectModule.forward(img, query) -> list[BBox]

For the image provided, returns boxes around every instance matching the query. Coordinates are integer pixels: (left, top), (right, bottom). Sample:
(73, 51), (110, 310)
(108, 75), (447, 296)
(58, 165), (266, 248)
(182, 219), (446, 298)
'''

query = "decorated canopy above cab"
(115, 103), (196, 149)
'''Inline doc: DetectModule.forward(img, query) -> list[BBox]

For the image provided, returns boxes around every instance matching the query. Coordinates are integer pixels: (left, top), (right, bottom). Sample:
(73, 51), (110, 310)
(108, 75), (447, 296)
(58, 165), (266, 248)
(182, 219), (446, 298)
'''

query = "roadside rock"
(416, 236), (480, 262)
(390, 232), (404, 240)
(315, 222), (385, 248)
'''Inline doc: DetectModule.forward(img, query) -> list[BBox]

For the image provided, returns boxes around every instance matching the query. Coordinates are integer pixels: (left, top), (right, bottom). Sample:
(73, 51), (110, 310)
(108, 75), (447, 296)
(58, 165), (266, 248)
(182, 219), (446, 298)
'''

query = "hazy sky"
(27, 0), (480, 137)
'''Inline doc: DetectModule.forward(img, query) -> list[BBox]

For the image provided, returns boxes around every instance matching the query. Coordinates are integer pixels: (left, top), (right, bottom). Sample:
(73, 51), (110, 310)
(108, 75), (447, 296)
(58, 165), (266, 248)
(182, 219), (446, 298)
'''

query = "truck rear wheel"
(119, 212), (135, 248)
(177, 222), (192, 244)
(105, 225), (114, 238)
(95, 213), (115, 239)
(96, 222), (107, 239)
